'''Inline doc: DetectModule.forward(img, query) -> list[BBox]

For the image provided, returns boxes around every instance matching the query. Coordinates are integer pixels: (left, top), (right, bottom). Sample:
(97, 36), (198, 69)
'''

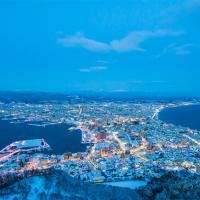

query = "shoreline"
(155, 102), (197, 120)
(0, 119), (86, 155)
(157, 102), (200, 131)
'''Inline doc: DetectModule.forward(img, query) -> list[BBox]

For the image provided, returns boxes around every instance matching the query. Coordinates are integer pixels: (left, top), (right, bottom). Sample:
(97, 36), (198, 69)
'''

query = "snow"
(19, 139), (44, 148)
(28, 176), (45, 199)
(102, 180), (147, 189)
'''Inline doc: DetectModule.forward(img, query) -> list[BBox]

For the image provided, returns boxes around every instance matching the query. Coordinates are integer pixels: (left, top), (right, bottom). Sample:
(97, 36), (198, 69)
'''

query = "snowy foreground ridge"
(0, 170), (140, 200)
(1, 170), (200, 200)
(102, 180), (147, 190)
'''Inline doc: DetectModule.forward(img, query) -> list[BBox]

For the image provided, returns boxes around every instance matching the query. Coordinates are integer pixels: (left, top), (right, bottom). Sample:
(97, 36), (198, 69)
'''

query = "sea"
(159, 104), (200, 131)
(0, 120), (87, 154)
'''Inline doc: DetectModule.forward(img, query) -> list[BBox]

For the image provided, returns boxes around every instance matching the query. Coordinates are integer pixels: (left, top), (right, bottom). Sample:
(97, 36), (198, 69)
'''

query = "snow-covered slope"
(0, 170), (141, 200)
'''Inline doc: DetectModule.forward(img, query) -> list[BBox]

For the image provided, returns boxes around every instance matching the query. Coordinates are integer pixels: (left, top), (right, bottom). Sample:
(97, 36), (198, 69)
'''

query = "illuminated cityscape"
(0, 99), (200, 187)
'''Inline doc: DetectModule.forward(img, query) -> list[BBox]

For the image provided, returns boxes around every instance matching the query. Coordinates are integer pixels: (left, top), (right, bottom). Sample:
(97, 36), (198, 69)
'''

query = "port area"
(0, 139), (51, 162)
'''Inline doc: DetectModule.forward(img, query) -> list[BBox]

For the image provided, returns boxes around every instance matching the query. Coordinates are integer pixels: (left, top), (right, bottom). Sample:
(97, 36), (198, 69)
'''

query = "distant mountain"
(0, 90), (197, 104)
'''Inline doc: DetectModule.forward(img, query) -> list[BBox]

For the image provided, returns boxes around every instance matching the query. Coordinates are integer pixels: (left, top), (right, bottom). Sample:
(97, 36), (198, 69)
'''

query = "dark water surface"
(159, 104), (200, 131)
(0, 120), (87, 154)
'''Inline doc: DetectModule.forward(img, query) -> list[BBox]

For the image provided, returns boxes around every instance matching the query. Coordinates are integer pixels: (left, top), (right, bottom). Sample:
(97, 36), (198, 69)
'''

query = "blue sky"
(0, 0), (200, 96)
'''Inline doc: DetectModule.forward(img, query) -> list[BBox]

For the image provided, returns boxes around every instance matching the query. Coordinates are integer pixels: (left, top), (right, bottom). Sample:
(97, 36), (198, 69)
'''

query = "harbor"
(0, 119), (87, 155)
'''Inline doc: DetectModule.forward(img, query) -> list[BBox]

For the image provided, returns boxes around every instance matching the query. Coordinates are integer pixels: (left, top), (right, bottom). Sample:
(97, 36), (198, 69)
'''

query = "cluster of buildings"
(0, 100), (200, 185)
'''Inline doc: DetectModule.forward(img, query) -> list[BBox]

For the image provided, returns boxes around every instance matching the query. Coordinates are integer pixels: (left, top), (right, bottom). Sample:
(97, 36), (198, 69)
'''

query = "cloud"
(79, 66), (108, 73)
(57, 30), (183, 53)
(173, 44), (194, 55)
(96, 60), (109, 64)
(57, 33), (109, 52)
(176, 0), (200, 11)
(161, 0), (200, 17)
(156, 43), (196, 57)
(110, 30), (182, 52)
(129, 80), (165, 84)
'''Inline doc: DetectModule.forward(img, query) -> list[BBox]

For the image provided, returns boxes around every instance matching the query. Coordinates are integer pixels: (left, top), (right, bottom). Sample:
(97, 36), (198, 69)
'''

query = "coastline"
(0, 120), (87, 154)
(157, 102), (200, 130)
(155, 102), (196, 121)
